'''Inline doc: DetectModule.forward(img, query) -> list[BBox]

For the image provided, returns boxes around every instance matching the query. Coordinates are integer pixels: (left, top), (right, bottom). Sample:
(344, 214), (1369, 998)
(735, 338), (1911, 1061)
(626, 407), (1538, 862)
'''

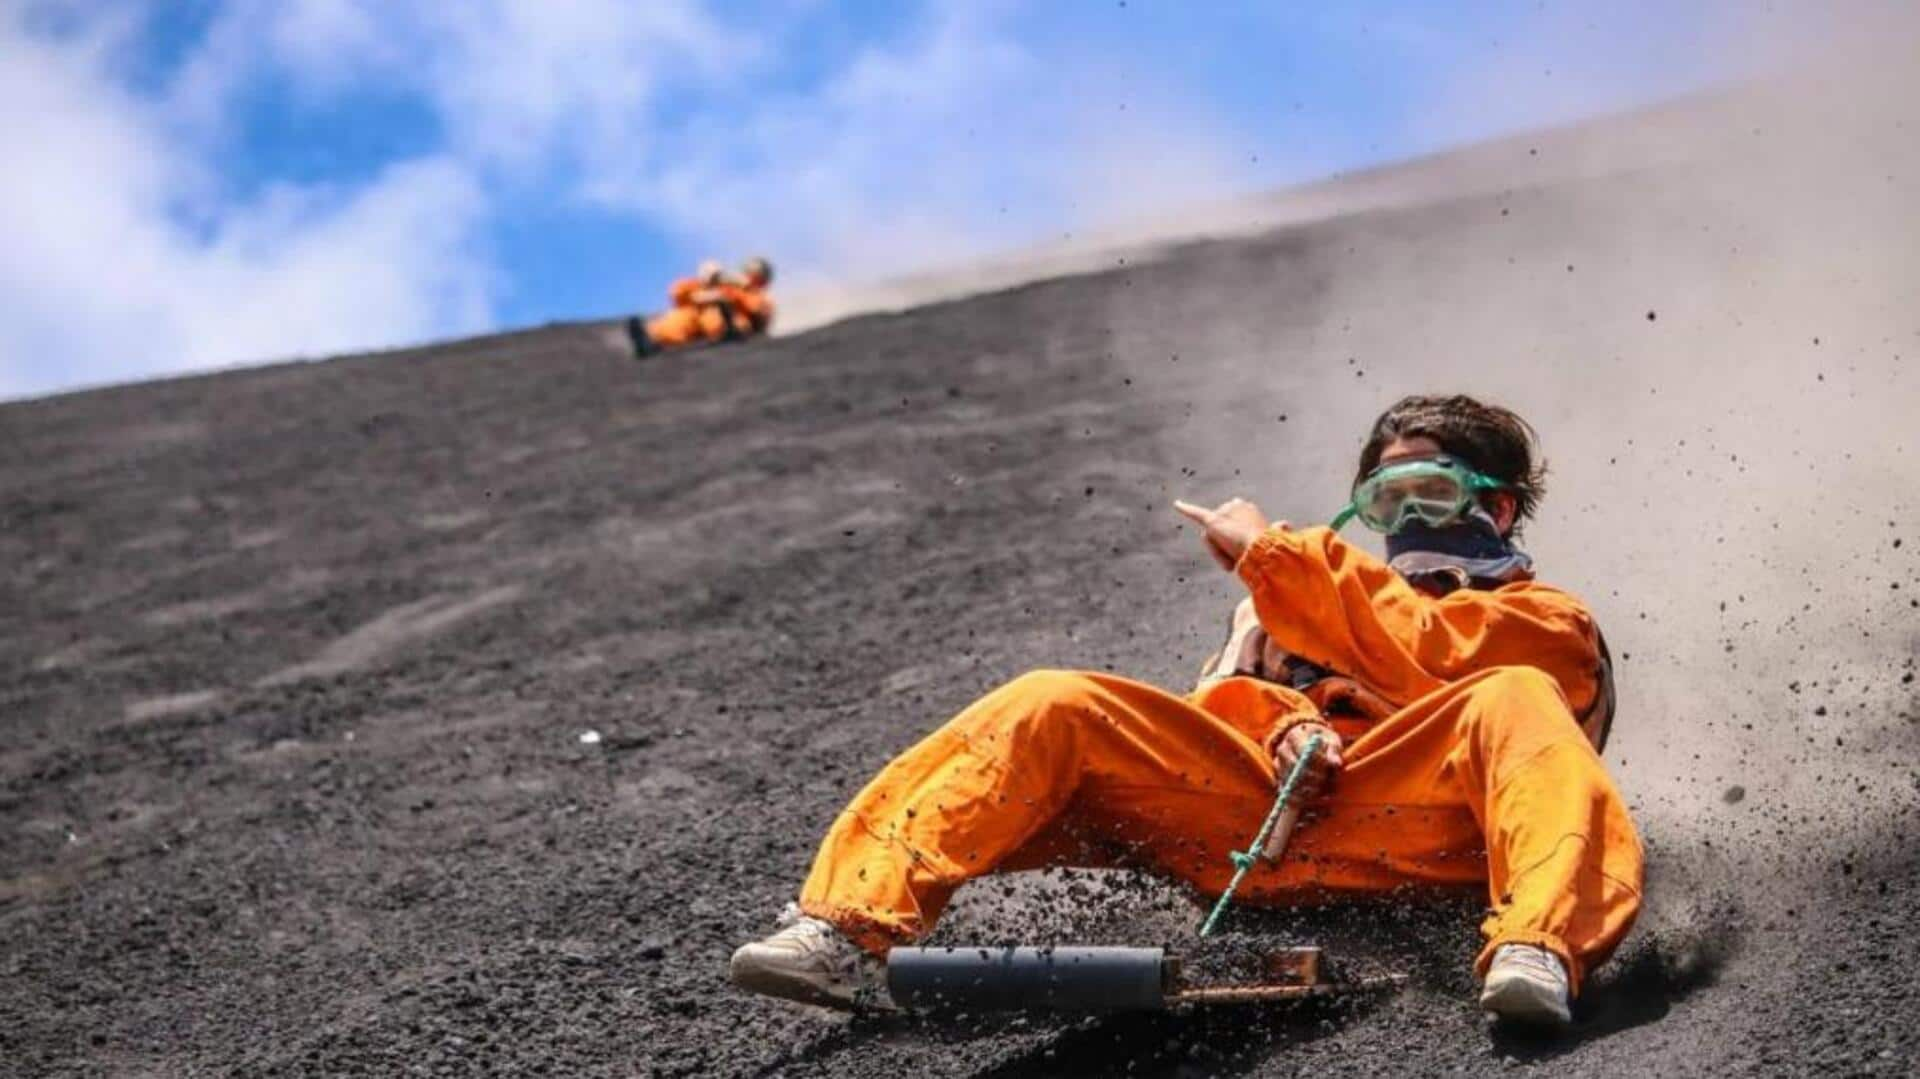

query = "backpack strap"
(1580, 628), (1618, 754)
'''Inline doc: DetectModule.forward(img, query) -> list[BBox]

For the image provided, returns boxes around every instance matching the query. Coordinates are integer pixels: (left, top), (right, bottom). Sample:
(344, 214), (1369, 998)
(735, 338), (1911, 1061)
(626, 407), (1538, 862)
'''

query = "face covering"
(1383, 504), (1533, 591)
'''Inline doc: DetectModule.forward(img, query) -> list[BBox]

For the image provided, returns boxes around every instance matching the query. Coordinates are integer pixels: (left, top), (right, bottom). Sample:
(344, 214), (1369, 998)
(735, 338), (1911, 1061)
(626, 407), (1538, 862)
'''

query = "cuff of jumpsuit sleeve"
(1232, 526), (1298, 589)
(797, 898), (912, 959)
(1475, 930), (1585, 998)
(1260, 715), (1328, 763)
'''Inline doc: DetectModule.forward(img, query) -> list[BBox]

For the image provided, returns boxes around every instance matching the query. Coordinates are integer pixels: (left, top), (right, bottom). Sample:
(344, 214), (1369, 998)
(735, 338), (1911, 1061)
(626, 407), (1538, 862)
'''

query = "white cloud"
(412, 0), (739, 174)
(0, 0), (762, 398)
(589, 4), (1261, 288)
(172, 0), (739, 179)
(3, 0), (1271, 398)
(12, 2), (1468, 396)
(0, 5), (493, 399)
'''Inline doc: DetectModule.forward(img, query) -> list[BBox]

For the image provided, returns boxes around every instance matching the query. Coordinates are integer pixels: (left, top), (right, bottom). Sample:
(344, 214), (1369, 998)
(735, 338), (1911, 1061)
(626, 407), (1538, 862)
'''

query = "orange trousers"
(799, 667), (1642, 989)
(645, 304), (734, 347)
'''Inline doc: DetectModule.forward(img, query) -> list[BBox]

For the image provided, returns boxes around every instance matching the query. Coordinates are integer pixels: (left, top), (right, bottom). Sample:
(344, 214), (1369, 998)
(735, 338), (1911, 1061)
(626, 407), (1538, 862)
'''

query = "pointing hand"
(1173, 497), (1275, 571)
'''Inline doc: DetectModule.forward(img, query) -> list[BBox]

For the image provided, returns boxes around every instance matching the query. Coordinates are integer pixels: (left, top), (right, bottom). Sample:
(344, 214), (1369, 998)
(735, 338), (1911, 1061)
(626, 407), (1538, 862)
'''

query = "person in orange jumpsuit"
(625, 257), (775, 358)
(725, 256), (776, 336)
(730, 395), (1642, 1028)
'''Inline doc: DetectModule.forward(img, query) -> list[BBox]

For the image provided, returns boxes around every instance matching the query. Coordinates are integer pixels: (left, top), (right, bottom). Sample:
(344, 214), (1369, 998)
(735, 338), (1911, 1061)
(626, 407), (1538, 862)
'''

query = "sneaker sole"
(1479, 976), (1572, 1028)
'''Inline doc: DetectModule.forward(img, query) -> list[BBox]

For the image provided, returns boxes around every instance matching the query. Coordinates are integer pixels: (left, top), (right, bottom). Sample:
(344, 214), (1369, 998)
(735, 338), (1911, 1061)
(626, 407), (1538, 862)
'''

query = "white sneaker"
(728, 904), (892, 1011)
(1479, 944), (1572, 1028)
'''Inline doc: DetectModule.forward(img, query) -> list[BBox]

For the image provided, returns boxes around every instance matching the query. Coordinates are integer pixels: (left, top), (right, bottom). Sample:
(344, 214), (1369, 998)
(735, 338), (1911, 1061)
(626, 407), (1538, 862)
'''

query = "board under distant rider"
(729, 393), (1642, 1029)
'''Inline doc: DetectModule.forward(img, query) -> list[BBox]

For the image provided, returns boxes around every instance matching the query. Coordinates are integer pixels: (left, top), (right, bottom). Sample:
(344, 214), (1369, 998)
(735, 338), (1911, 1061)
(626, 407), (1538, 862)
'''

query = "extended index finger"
(1172, 499), (1214, 524)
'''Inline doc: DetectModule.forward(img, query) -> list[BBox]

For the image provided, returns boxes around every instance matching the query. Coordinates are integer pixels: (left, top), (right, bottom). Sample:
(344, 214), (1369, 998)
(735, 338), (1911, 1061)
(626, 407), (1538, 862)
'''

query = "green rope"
(1198, 732), (1323, 938)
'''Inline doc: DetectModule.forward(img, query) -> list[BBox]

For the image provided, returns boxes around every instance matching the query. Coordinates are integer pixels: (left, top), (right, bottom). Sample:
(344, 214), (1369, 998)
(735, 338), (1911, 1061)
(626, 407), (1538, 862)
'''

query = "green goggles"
(1330, 456), (1508, 535)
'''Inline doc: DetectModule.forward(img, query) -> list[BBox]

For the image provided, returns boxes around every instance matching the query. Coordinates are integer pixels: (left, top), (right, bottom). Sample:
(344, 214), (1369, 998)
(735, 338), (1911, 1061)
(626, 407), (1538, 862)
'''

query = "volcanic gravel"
(5, 198), (1919, 1077)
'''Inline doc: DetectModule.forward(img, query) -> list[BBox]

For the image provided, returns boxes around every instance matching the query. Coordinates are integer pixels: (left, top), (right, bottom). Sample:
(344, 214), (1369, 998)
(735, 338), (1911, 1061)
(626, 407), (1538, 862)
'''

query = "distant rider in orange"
(626, 257), (775, 358)
(728, 394), (1641, 1030)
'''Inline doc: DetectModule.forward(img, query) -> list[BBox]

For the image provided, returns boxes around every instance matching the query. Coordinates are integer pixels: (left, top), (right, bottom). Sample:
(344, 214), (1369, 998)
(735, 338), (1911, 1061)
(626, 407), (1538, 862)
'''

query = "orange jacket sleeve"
(1233, 526), (1602, 716)
(667, 278), (705, 307)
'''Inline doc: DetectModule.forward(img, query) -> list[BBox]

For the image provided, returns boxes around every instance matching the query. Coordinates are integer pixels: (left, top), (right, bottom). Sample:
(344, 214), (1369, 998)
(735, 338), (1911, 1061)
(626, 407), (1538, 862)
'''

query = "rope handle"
(1198, 733), (1323, 938)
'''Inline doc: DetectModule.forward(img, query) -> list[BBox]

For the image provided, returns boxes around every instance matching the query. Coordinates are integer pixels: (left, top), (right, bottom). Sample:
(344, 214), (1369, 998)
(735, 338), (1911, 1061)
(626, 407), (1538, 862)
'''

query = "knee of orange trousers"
(956, 669), (1279, 797)
(952, 669), (1107, 748)
(1459, 666), (1576, 728)
(644, 312), (699, 345)
(1451, 666), (1590, 775)
(996, 668), (1109, 709)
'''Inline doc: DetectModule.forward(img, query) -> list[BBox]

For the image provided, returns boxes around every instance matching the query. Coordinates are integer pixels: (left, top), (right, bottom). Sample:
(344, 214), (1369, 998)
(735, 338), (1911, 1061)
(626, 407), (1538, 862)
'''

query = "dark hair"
(1354, 394), (1547, 526)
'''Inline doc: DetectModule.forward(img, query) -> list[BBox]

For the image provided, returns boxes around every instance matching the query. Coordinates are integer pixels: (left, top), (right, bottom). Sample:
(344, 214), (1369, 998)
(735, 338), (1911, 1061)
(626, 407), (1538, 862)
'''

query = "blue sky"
(1, 1), (1793, 399)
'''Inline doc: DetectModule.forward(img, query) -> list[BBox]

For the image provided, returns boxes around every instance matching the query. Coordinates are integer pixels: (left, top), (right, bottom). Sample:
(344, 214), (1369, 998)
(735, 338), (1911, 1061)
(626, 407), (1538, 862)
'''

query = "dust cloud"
(811, 1), (1920, 1022)
(1087, 8), (1920, 962)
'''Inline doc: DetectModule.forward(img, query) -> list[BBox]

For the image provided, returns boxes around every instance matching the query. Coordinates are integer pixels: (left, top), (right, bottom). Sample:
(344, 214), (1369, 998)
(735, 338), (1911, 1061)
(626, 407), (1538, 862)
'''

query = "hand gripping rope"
(1198, 732), (1324, 938)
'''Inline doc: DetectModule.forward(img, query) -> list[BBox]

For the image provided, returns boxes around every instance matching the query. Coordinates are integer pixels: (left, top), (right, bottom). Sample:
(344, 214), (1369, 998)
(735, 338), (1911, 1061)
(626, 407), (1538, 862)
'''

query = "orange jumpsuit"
(644, 278), (741, 347)
(798, 526), (1643, 991)
(726, 282), (775, 336)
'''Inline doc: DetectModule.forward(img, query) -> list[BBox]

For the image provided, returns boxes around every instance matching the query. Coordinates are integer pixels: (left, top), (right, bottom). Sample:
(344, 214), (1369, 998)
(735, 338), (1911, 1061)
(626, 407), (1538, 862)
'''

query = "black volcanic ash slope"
(4, 169), (1919, 1076)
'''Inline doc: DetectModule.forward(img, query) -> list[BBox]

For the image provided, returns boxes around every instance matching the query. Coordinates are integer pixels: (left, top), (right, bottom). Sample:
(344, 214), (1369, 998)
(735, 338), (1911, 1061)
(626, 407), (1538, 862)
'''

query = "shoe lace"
(1499, 946), (1564, 981)
(772, 906), (859, 965)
